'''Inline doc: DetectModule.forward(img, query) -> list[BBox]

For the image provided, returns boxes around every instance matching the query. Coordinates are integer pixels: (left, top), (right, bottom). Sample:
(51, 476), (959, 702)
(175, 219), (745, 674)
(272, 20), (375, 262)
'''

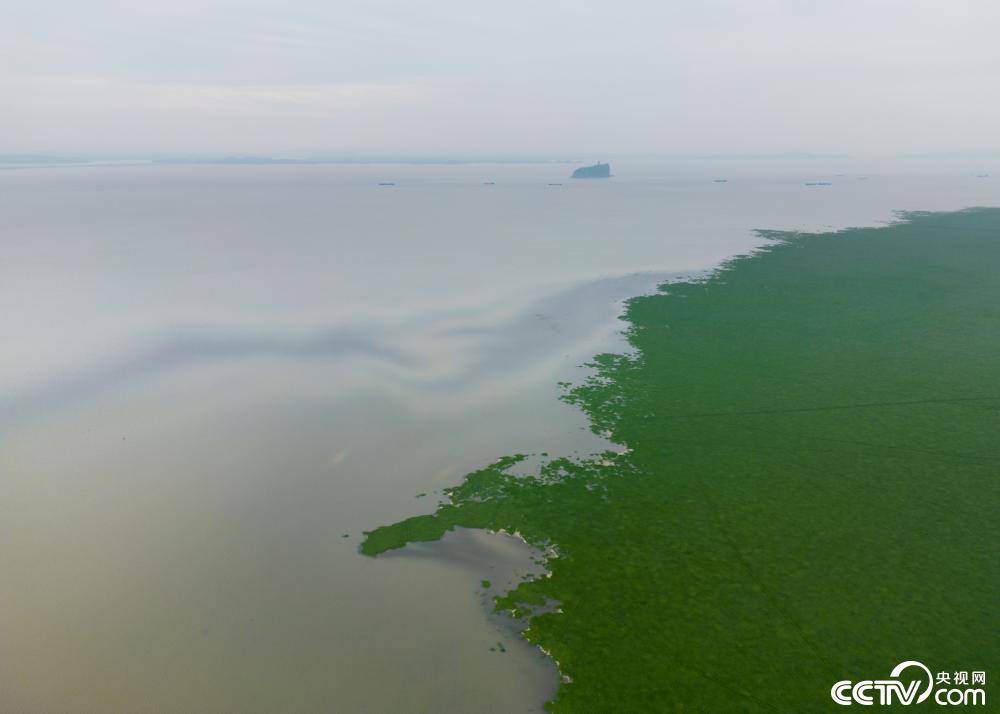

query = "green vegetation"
(363, 209), (999, 711)
(481, 580), (491, 589)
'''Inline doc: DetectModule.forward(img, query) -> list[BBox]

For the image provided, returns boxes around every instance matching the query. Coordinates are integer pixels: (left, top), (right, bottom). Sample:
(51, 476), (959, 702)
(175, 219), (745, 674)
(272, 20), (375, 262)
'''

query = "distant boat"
(483, 181), (495, 185)
(548, 182), (563, 186)
(805, 182), (832, 186)
(976, 174), (990, 178)
(713, 179), (728, 183)
(378, 182), (395, 186)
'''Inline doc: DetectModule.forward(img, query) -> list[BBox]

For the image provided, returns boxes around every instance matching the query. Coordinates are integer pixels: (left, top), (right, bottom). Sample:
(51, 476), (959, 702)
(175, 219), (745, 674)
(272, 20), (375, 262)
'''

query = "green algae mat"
(363, 208), (999, 711)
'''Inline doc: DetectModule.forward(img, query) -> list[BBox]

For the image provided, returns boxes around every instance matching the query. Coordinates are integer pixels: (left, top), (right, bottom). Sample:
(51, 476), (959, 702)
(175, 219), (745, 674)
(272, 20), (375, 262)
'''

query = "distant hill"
(571, 162), (611, 179)
(0, 154), (89, 165)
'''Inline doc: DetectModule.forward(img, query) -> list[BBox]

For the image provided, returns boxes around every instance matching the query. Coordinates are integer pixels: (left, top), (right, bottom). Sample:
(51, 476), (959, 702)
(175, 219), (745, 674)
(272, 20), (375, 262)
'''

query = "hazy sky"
(3, 0), (999, 157)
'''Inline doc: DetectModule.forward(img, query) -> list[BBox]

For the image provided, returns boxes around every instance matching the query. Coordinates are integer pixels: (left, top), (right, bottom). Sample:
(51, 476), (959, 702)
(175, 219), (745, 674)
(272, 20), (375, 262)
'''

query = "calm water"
(1, 159), (996, 711)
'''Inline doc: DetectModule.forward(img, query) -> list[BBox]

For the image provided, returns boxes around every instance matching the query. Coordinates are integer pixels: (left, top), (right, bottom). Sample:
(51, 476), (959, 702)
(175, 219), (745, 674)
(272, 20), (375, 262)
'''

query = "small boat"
(976, 174), (990, 178)
(805, 182), (832, 186)
(548, 182), (563, 186)
(713, 179), (728, 183)
(483, 181), (495, 185)
(378, 182), (395, 186)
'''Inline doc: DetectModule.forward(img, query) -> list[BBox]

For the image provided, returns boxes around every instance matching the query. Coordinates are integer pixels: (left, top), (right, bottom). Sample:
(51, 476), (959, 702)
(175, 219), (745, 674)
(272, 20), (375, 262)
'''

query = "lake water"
(1, 158), (996, 711)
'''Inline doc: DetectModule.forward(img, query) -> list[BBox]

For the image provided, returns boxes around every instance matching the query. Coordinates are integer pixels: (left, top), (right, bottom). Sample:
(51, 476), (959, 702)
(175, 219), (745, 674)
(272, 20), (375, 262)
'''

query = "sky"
(2, 0), (1000, 157)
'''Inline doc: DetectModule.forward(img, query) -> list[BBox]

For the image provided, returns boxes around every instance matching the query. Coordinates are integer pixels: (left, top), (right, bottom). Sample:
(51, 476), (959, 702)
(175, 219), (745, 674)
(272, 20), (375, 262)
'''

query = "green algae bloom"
(363, 209), (999, 711)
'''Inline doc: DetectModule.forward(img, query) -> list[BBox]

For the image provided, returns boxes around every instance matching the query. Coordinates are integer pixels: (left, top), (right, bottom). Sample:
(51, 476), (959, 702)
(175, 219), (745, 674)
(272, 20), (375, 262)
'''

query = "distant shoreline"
(0, 155), (583, 168)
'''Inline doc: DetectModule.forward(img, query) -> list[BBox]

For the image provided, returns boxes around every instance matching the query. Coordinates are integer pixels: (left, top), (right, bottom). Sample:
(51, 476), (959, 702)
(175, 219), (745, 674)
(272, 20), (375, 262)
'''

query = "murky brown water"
(1, 159), (996, 711)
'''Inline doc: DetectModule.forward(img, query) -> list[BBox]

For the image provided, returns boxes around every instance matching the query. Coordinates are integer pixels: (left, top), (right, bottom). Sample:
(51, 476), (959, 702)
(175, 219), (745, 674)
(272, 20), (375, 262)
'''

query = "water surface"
(1, 159), (996, 711)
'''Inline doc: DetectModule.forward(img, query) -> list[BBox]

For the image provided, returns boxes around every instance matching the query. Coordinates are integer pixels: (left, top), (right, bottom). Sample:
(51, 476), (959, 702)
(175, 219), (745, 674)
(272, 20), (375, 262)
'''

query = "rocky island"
(570, 162), (610, 179)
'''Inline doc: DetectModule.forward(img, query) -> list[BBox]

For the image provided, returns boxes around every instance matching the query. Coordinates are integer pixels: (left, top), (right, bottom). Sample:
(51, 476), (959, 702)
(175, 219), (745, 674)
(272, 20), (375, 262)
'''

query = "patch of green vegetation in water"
(363, 209), (999, 711)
